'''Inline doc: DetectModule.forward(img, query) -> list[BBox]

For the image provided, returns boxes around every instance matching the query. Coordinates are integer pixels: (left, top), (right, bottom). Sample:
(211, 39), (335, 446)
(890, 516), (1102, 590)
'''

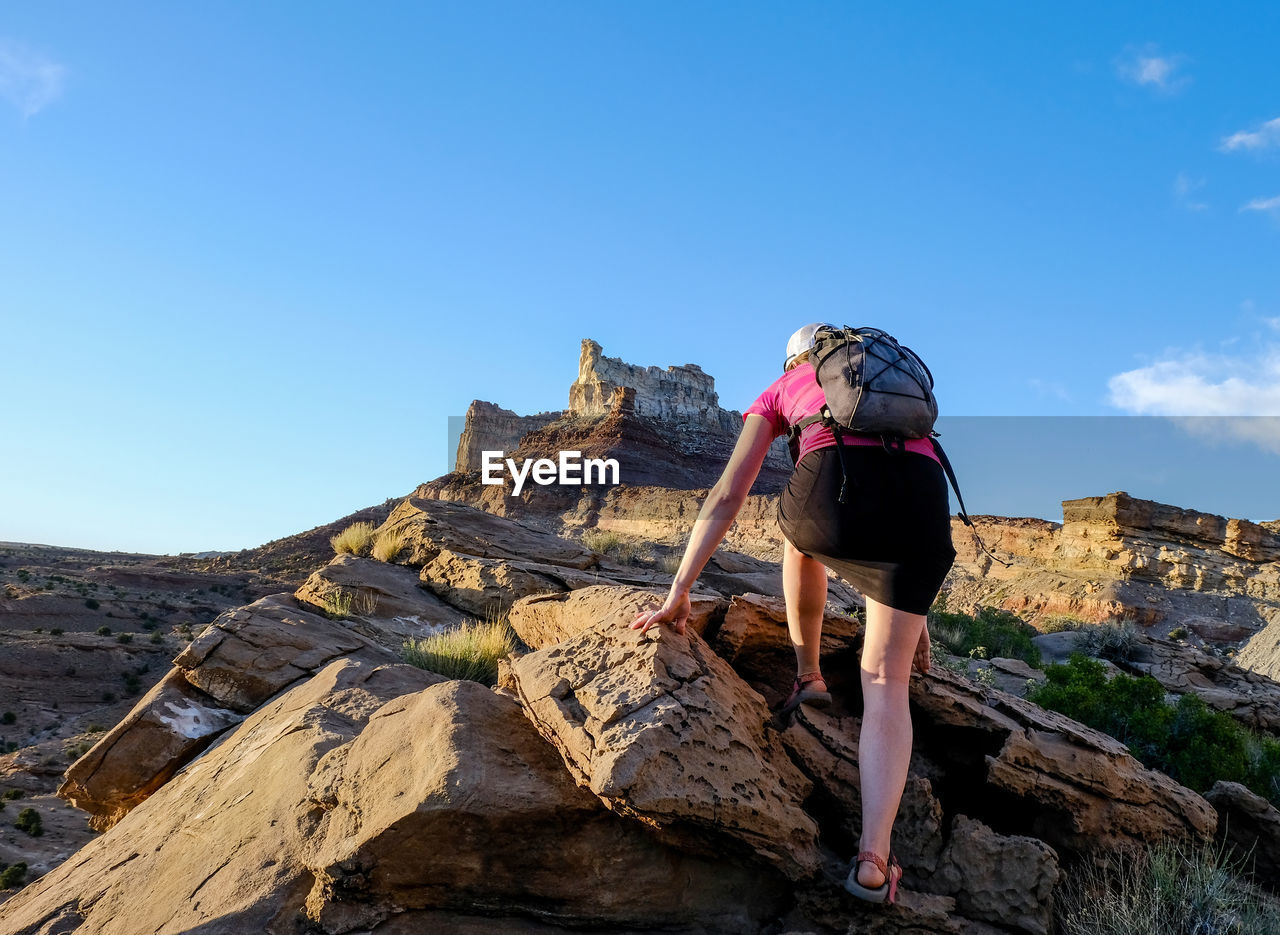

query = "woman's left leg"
(783, 537), (829, 686)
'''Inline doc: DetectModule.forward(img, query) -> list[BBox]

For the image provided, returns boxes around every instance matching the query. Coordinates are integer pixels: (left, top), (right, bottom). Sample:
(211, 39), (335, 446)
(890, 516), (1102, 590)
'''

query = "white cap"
(784, 322), (831, 370)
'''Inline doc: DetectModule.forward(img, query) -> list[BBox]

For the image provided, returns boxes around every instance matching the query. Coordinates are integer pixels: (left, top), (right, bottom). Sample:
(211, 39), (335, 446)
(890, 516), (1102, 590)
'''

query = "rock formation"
(452, 400), (562, 473)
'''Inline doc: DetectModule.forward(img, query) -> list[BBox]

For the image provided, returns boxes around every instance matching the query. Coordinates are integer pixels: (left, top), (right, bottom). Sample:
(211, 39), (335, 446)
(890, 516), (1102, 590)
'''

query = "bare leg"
(783, 538), (828, 687)
(856, 596), (926, 887)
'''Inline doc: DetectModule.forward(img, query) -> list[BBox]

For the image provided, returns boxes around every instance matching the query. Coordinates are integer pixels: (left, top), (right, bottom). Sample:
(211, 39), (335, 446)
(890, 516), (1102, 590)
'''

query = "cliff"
(452, 337), (792, 481)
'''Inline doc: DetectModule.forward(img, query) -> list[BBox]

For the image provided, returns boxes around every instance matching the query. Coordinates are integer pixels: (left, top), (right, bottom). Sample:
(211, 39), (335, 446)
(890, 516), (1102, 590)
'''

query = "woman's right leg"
(783, 537), (828, 685)
(856, 596), (926, 887)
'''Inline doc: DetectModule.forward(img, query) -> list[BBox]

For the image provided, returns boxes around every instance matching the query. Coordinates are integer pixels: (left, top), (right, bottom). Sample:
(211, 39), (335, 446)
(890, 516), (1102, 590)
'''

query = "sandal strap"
(856, 851), (888, 877)
(796, 671), (825, 687)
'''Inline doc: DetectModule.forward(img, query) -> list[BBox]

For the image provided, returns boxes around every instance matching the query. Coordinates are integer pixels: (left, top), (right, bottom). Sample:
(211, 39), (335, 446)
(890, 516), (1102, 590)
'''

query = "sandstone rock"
(173, 593), (390, 712)
(58, 668), (244, 831)
(378, 496), (598, 570)
(453, 399), (563, 473)
(1205, 780), (1280, 889)
(909, 672), (1218, 854)
(509, 614), (821, 879)
(713, 592), (863, 707)
(928, 815), (1058, 935)
(420, 548), (603, 616)
(508, 584), (726, 649)
(57, 594), (396, 830)
(294, 553), (468, 645)
(303, 680), (788, 933)
(3, 660), (439, 935)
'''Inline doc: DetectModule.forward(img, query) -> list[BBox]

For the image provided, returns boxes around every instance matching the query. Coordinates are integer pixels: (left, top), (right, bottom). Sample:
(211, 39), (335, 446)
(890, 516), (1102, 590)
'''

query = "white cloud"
(1173, 172), (1208, 211)
(1267, 317), (1280, 331)
(1241, 195), (1280, 217)
(1220, 117), (1280, 153)
(0, 39), (66, 117)
(1108, 344), (1280, 452)
(1117, 45), (1189, 93)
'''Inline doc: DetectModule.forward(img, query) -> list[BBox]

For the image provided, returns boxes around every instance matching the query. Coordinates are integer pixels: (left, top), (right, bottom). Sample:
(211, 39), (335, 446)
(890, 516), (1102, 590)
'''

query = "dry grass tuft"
(371, 527), (403, 563)
(402, 613), (516, 685)
(330, 522), (376, 556)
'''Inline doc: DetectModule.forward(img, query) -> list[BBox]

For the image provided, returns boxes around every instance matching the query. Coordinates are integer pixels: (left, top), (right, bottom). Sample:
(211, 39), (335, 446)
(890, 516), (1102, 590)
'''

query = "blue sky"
(1, 2), (1277, 553)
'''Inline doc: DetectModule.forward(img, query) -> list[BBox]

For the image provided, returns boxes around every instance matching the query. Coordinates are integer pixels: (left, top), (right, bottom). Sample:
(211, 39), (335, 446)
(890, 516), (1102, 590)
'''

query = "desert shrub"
(1038, 613), (1085, 634)
(2, 789), (23, 800)
(1028, 655), (1280, 805)
(657, 553), (683, 575)
(1072, 620), (1139, 662)
(0, 862), (27, 889)
(0, 712), (13, 725)
(50, 628), (63, 635)
(14, 807), (42, 837)
(330, 522), (376, 556)
(581, 528), (651, 565)
(370, 528), (403, 564)
(149, 631), (164, 644)
(1167, 626), (1188, 640)
(84, 723), (105, 733)
(95, 625), (111, 636)
(116, 633), (133, 644)
(322, 588), (376, 618)
(927, 606), (1041, 668)
(1055, 836), (1276, 935)
(403, 616), (516, 685)
(84, 598), (100, 610)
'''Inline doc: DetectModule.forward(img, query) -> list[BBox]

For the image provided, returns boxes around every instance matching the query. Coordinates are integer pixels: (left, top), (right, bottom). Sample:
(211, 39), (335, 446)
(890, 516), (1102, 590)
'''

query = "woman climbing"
(629, 322), (957, 906)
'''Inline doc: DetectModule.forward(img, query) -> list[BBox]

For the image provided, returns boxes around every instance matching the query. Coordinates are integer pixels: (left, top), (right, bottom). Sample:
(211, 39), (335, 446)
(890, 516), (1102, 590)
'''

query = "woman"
(630, 322), (957, 906)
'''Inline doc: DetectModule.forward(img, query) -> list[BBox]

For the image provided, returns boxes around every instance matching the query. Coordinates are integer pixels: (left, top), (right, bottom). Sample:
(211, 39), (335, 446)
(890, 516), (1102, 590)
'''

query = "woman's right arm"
(630, 413), (778, 635)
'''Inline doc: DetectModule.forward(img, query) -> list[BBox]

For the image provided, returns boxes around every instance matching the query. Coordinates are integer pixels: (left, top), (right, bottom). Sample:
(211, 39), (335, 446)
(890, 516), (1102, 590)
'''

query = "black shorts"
(777, 444), (957, 615)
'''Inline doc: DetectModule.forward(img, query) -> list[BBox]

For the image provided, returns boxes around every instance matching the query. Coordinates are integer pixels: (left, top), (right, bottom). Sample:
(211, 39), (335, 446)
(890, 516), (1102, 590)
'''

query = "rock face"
(453, 399), (562, 473)
(508, 611), (821, 880)
(568, 338), (743, 431)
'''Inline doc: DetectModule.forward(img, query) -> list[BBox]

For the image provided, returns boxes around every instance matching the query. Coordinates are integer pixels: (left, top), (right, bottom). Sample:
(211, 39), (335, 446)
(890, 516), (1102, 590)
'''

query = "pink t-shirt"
(744, 363), (942, 465)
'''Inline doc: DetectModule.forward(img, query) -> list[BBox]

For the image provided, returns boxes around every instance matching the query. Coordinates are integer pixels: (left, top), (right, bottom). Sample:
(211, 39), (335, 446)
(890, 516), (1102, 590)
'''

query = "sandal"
(778, 671), (832, 715)
(844, 851), (902, 905)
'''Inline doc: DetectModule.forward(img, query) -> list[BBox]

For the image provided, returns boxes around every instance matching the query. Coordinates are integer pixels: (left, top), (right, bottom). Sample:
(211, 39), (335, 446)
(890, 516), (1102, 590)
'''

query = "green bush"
(2, 788), (23, 800)
(1028, 655), (1280, 805)
(403, 617), (516, 685)
(1055, 836), (1276, 935)
(116, 633), (133, 644)
(95, 625), (111, 636)
(1167, 626), (1188, 640)
(0, 712), (13, 725)
(1038, 614), (1085, 634)
(14, 807), (42, 837)
(0, 862), (27, 889)
(84, 598), (100, 610)
(927, 606), (1042, 668)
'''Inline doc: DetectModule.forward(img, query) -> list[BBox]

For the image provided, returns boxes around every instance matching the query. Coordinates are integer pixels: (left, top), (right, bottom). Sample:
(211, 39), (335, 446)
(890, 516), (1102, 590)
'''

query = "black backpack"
(786, 325), (1003, 563)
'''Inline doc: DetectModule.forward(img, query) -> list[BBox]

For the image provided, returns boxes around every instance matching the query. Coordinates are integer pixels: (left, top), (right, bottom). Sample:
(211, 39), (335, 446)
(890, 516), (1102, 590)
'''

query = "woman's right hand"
(629, 590), (691, 636)
(913, 623), (931, 674)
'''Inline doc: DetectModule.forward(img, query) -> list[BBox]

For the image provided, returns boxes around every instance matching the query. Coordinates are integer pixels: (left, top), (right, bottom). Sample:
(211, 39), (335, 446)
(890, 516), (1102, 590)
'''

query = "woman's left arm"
(630, 413), (779, 635)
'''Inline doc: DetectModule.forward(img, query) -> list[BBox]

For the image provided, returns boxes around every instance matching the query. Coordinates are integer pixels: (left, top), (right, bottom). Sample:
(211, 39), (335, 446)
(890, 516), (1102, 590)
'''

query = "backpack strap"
(928, 436), (1012, 568)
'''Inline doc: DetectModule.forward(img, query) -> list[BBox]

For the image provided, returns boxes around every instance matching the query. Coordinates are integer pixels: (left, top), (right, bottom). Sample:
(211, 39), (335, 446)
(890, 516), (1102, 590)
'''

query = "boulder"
(377, 496), (598, 569)
(509, 614), (821, 880)
(928, 815), (1058, 935)
(420, 549), (605, 616)
(294, 553), (468, 646)
(58, 594), (396, 829)
(508, 584), (726, 649)
(303, 680), (788, 933)
(911, 670), (1218, 855)
(173, 593), (391, 713)
(58, 668), (244, 831)
(1205, 780), (1280, 889)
